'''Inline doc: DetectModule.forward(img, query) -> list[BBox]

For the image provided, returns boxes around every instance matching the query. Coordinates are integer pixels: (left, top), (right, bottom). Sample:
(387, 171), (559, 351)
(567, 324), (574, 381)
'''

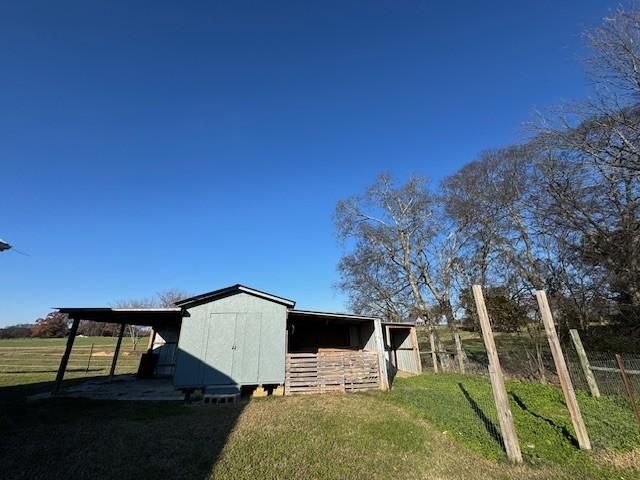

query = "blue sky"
(0, 1), (615, 326)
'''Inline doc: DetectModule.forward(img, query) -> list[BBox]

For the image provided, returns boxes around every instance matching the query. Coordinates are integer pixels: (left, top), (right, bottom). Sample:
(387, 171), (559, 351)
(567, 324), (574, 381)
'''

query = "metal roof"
(56, 307), (183, 325)
(288, 309), (381, 322)
(174, 284), (296, 308)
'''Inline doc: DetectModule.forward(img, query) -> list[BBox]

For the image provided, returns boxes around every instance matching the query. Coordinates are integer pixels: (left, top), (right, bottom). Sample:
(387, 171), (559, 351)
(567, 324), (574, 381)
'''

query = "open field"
(0, 336), (149, 388)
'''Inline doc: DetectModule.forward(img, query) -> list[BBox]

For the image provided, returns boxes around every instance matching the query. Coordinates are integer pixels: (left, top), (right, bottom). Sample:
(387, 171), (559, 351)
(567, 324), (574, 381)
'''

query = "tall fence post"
(536, 290), (591, 450)
(429, 331), (439, 373)
(453, 330), (466, 374)
(615, 353), (640, 427)
(472, 285), (523, 464)
(569, 329), (600, 398)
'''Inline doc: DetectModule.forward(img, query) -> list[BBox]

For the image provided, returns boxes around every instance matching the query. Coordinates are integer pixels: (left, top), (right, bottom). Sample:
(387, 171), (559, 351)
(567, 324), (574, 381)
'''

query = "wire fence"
(415, 325), (640, 458)
(0, 342), (145, 378)
(567, 350), (640, 400)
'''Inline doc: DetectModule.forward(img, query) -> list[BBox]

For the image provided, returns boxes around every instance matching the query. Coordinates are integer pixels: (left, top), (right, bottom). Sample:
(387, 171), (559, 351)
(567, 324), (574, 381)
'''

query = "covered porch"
(285, 310), (389, 394)
(53, 307), (184, 396)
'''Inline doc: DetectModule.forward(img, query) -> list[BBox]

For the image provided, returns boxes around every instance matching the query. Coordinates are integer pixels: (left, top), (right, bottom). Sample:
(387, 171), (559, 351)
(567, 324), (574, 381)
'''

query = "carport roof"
(56, 307), (183, 325)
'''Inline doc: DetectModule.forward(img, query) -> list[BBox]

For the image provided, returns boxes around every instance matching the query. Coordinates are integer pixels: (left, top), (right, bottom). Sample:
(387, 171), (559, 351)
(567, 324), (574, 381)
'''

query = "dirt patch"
(92, 351), (132, 357)
(594, 448), (640, 471)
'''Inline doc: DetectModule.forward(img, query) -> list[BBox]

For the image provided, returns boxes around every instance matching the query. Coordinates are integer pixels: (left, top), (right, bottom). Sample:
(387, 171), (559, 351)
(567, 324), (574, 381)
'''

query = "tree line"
(0, 289), (188, 343)
(335, 6), (640, 373)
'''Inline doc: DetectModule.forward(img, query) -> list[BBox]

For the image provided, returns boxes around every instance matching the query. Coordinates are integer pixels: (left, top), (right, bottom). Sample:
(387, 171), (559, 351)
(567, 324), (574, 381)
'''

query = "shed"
(172, 285), (293, 392)
(55, 284), (420, 398)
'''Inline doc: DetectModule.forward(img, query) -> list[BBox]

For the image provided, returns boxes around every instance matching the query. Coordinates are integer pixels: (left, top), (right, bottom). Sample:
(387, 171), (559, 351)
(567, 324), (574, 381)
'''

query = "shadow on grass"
(458, 382), (505, 449)
(0, 351), (247, 480)
(2, 368), (106, 374)
(510, 392), (579, 448)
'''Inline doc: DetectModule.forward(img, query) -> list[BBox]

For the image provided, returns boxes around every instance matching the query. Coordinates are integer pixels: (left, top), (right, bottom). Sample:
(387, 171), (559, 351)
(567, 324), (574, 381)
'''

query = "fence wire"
(567, 350), (640, 400)
(416, 325), (640, 457)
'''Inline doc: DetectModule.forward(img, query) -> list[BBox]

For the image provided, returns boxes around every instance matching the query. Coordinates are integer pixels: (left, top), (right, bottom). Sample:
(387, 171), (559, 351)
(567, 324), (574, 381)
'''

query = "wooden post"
(373, 319), (389, 390)
(429, 331), (439, 373)
(109, 323), (126, 382)
(569, 329), (600, 398)
(85, 342), (95, 373)
(52, 317), (80, 395)
(410, 327), (423, 374)
(472, 285), (523, 464)
(146, 328), (156, 353)
(453, 330), (466, 374)
(615, 353), (640, 427)
(536, 290), (591, 450)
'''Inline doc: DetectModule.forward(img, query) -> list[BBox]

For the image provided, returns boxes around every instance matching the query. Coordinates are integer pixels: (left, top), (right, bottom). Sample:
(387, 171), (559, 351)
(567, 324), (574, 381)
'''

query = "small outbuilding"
(56, 284), (421, 398)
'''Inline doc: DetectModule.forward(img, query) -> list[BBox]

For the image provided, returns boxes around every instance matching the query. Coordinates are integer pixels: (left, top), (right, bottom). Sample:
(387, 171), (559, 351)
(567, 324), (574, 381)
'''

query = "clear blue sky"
(0, 1), (615, 326)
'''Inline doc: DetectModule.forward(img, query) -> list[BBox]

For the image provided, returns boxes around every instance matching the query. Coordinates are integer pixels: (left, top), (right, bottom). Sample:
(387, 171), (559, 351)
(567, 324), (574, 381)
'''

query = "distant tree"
(460, 287), (528, 333)
(31, 312), (69, 338)
(0, 324), (34, 339)
(113, 288), (191, 349)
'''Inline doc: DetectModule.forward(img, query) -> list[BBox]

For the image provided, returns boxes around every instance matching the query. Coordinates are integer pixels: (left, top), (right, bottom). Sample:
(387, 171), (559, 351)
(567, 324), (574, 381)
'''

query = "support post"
(615, 353), (640, 427)
(373, 319), (389, 390)
(536, 290), (591, 450)
(429, 331), (439, 373)
(569, 329), (600, 398)
(453, 330), (466, 374)
(146, 328), (157, 353)
(52, 317), (80, 395)
(410, 327), (423, 374)
(472, 285), (523, 464)
(109, 323), (126, 382)
(85, 342), (95, 373)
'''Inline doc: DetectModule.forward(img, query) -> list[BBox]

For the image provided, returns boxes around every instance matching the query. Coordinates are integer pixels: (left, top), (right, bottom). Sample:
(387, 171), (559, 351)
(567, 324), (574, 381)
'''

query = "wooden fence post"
(569, 329), (600, 398)
(472, 285), (523, 464)
(453, 330), (466, 374)
(536, 291), (591, 450)
(429, 331), (439, 373)
(85, 342), (95, 373)
(615, 353), (640, 427)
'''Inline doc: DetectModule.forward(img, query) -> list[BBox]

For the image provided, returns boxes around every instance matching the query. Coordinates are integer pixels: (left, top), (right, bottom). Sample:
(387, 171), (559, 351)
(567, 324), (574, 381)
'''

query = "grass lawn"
(1, 337), (638, 478)
(1, 369), (639, 479)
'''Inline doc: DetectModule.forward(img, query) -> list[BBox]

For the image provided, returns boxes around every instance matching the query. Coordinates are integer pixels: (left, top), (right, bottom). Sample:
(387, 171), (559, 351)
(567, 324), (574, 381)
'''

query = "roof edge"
(175, 284), (296, 308)
(289, 309), (381, 322)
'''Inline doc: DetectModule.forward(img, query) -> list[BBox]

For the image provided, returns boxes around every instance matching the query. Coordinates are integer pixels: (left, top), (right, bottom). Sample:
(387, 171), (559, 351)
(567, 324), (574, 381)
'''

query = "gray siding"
(396, 349), (420, 373)
(152, 325), (180, 376)
(174, 292), (288, 389)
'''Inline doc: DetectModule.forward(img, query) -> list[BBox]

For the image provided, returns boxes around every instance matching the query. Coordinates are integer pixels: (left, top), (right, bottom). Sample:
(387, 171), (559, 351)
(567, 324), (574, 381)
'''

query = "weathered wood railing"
(285, 351), (380, 395)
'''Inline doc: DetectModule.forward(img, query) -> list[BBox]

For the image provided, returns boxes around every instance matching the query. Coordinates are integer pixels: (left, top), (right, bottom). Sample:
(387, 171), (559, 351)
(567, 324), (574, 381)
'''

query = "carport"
(53, 307), (184, 395)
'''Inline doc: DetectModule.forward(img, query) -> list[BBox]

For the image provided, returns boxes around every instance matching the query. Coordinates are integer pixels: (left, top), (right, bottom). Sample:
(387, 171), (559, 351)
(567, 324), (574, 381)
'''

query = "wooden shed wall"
(151, 325), (180, 376)
(174, 292), (288, 389)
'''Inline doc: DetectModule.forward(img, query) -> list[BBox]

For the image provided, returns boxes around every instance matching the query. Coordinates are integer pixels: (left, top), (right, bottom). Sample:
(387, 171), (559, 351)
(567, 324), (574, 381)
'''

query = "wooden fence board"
(285, 351), (380, 395)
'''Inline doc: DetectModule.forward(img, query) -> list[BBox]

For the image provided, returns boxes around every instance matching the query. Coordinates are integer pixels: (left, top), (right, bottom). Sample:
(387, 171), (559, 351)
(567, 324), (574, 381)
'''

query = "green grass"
(2, 381), (628, 480)
(388, 373), (640, 477)
(0, 336), (148, 388)
(1, 337), (639, 479)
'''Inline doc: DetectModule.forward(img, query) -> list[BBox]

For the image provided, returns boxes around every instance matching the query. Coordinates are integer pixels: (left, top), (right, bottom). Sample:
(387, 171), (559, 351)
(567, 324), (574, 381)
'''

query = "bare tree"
(336, 174), (468, 370)
(113, 289), (191, 349)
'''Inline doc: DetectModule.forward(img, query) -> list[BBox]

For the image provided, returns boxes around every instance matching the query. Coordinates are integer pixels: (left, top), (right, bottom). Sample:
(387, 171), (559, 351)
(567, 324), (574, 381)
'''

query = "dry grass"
(594, 448), (640, 472)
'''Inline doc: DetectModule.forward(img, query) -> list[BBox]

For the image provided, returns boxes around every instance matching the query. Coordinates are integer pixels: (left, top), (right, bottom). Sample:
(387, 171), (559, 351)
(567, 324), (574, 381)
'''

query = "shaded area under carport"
(54, 307), (184, 395)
